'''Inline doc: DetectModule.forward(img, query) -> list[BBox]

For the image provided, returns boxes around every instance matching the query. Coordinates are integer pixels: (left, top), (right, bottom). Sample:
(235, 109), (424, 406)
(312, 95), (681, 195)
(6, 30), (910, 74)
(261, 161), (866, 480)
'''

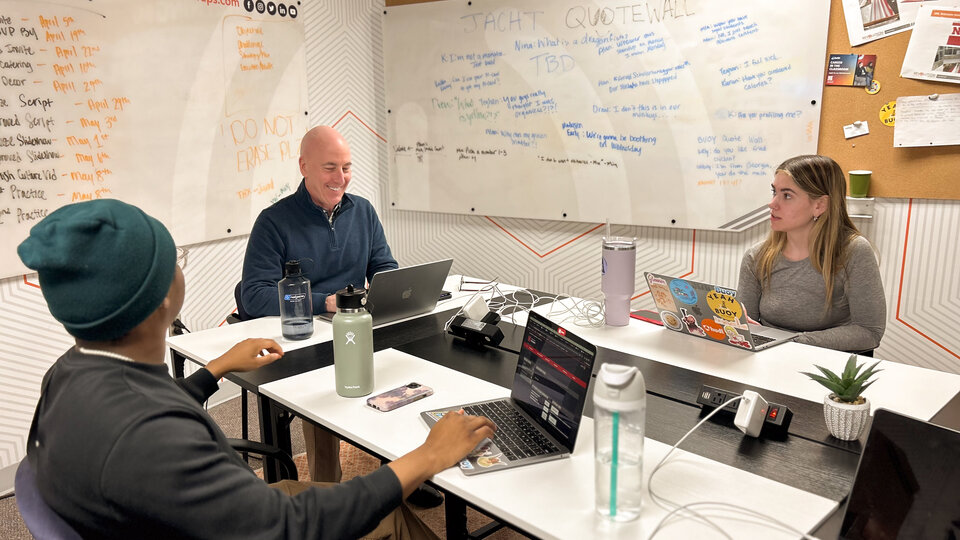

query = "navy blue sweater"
(241, 181), (397, 317)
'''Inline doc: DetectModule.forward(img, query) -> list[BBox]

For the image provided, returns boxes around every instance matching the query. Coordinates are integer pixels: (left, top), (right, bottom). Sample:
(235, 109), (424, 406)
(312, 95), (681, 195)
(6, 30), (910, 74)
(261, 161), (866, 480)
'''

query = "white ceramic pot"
(823, 394), (871, 441)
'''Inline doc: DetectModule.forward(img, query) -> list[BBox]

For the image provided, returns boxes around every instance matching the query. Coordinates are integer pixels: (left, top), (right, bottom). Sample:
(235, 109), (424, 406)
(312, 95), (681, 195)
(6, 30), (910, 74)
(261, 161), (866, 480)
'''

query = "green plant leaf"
(802, 355), (881, 401)
(802, 372), (845, 395)
(813, 365), (842, 384)
(841, 355), (859, 378)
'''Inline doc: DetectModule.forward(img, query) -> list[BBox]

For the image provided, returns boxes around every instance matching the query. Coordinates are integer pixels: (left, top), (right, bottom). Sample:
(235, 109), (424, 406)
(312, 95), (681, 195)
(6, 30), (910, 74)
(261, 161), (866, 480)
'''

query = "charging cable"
(647, 395), (820, 540)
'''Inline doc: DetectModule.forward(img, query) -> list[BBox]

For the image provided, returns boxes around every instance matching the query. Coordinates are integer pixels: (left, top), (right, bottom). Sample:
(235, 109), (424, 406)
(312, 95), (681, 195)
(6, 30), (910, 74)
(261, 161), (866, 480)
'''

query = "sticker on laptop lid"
(647, 274), (678, 312)
(706, 290), (742, 322)
(661, 311), (683, 331)
(669, 279), (698, 305)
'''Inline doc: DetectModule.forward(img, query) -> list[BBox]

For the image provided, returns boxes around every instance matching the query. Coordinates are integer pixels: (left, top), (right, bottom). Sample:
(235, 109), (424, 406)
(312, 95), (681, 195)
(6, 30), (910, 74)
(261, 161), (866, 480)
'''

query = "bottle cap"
(593, 363), (645, 412)
(336, 284), (366, 310)
(284, 260), (303, 277)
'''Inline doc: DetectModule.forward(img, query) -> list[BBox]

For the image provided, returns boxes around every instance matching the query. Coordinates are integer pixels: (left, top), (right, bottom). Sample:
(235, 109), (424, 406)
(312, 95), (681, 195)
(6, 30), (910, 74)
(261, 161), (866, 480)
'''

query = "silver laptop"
(421, 311), (597, 475)
(643, 272), (798, 351)
(318, 259), (453, 325)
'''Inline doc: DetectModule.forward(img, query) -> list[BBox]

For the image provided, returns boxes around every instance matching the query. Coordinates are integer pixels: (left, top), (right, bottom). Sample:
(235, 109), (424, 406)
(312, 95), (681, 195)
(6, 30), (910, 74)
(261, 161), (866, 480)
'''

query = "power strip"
(696, 384), (793, 434)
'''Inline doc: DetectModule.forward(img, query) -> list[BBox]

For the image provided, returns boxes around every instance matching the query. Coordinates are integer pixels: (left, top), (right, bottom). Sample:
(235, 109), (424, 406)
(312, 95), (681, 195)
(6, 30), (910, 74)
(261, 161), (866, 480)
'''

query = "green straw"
(610, 411), (619, 516)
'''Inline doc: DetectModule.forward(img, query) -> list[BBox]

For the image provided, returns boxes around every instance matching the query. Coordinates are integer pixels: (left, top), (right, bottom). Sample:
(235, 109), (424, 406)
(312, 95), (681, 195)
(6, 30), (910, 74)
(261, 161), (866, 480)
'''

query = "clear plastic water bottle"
(332, 285), (373, 397)
(278, 260), (313, 340)
(594, 363), (646, 521)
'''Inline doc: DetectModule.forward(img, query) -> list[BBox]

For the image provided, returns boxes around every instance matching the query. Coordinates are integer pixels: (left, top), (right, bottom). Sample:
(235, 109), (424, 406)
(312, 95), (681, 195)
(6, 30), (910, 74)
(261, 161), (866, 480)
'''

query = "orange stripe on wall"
(895, 198), (959, 360)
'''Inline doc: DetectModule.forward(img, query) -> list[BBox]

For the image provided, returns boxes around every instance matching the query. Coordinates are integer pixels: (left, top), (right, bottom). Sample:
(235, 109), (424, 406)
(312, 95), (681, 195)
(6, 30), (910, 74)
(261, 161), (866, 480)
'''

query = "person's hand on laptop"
(205, 338), (284, 378)
(743, 307), (760, 325)
(325, 294), (337, 313)
(387, 410), (496, 498)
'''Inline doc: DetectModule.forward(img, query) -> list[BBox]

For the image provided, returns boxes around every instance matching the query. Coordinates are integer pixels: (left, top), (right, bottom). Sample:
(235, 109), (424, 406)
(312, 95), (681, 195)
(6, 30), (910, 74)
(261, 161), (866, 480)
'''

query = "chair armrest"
(227, 438), (298, 481)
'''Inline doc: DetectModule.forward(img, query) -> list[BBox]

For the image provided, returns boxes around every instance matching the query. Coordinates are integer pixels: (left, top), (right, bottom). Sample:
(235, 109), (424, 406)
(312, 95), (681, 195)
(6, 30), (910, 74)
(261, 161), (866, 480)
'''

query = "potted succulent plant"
(801, 354), (881, 441)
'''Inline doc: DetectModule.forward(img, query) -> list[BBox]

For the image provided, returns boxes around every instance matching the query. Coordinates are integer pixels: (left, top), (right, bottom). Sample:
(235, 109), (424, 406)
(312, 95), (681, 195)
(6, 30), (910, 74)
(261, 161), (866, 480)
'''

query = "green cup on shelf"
(848, 170), (871, 198)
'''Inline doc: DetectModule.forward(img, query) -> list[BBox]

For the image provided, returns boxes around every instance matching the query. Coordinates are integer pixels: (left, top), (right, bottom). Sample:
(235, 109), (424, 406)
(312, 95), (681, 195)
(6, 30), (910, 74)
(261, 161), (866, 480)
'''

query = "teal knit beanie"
(17, 199), (176, 341)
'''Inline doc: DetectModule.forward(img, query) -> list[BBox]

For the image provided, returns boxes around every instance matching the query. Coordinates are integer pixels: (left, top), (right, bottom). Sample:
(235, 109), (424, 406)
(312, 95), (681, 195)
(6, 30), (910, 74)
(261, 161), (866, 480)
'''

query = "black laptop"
(838, 408), (960, 539)
(421, 310), (598, 475)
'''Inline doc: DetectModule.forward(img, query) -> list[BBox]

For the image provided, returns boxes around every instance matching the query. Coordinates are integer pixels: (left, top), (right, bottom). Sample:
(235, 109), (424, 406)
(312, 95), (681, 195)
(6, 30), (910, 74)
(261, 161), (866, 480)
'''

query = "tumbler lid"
(602, 236), (636, 251)
(593, 363), (645, 411)
(336, 284), (366, 310)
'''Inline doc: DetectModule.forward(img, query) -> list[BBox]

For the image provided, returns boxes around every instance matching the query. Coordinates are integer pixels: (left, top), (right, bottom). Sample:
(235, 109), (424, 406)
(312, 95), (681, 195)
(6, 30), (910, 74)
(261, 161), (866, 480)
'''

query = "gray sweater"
(737, 236), (886, 352)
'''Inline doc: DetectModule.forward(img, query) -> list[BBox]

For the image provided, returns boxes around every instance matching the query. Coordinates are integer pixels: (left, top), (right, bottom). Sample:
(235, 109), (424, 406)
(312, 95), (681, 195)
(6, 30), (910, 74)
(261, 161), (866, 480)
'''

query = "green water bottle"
(332, 285), (373, 397)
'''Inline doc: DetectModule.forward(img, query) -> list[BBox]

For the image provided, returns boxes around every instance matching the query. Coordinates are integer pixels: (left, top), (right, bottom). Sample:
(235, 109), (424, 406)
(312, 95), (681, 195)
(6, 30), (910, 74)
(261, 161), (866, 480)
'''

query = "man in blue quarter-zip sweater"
(240, 126), (444, 507)
(241, 125), (397, 317)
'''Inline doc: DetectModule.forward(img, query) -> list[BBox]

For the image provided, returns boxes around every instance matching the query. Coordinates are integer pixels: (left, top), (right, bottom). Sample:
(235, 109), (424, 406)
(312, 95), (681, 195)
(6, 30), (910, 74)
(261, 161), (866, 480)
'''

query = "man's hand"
(387, 411), (496, 498)
(325, 294), (337, 313)
(205, 338), (283, 379)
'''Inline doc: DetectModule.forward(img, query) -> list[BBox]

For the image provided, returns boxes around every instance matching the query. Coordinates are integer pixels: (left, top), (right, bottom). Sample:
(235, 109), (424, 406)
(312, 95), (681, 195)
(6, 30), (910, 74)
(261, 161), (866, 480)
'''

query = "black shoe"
(406, 484), (443, 508)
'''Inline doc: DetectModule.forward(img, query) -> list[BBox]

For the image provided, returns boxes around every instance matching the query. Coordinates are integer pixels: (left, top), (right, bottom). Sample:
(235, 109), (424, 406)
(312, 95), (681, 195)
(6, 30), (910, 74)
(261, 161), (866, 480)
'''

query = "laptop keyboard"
(462, 400), (560, 461)
(751, 333), (776, 346)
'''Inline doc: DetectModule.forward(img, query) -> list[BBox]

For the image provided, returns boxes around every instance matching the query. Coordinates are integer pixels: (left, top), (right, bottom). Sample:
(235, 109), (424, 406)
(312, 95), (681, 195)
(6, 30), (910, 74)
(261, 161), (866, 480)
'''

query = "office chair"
(15, 459), (82, 540)
(233, 281), (252, 322)
(15, 441), (297, 539)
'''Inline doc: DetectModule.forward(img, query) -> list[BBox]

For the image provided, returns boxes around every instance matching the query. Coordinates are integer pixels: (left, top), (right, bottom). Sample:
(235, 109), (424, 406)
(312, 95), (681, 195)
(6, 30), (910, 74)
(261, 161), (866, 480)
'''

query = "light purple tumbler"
(601, 237), (636, 326)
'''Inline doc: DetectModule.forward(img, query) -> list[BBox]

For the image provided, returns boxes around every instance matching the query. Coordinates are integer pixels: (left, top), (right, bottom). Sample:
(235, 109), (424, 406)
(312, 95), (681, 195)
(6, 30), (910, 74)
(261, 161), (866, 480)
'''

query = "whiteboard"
(384, 0), (829, 230)
(0, 0), (306, 278)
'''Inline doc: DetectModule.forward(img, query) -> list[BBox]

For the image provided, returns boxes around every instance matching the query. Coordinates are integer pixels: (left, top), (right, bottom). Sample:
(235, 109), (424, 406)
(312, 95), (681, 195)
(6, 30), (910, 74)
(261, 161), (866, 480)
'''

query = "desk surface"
(166, 279), (960, 538)
(512, 300), (960, 424)
(260, 349), (838, 540)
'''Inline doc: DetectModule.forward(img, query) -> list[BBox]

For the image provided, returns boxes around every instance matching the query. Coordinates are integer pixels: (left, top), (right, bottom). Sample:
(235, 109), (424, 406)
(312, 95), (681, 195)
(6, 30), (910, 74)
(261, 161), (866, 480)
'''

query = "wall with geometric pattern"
(2, 1), (957, 490)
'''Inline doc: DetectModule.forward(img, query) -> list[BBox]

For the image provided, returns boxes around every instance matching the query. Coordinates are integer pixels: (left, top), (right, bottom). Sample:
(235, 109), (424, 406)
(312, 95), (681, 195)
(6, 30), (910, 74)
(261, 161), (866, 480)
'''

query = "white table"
(473, 296), (960, 422)
(260, 349), (837, 540)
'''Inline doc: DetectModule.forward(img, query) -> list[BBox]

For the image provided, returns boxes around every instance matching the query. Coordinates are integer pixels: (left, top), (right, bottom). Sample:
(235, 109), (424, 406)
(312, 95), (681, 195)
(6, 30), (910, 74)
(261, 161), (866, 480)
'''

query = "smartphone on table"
(366, 382), (434, 412)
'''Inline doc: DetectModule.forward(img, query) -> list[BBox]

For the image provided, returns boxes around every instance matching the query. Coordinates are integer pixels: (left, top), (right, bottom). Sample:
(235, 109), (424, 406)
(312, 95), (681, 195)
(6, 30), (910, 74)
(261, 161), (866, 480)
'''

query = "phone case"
(366, 383), (434, 412)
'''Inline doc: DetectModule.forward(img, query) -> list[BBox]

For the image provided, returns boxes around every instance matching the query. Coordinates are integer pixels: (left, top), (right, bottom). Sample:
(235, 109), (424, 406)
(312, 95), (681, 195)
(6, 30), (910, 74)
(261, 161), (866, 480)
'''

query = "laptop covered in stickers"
(420, 310), (597, 475)
(643, 272), (798, 352)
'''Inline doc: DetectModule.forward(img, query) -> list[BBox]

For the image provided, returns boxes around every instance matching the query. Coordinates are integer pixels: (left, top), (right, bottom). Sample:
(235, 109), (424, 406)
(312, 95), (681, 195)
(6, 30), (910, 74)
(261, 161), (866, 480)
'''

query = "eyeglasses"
(176, 247), (188, 270)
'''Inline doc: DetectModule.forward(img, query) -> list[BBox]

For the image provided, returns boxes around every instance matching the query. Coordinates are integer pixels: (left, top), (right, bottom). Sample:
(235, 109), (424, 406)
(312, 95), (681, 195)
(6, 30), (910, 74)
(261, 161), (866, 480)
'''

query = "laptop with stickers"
(643, 272), (797, 351)
(420, 310), (597, 475)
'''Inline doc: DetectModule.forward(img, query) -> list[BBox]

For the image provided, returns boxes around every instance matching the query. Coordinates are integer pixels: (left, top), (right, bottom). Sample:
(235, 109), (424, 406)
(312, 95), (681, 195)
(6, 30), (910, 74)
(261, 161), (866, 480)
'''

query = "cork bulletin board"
(387, 0), (960, 202)
(819, 0), (959, 200)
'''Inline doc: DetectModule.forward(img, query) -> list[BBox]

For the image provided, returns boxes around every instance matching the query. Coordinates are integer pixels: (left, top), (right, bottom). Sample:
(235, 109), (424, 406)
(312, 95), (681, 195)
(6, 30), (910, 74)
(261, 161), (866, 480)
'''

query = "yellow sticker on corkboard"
(866, 79), (881, 95)
(879, 101), (896, 127)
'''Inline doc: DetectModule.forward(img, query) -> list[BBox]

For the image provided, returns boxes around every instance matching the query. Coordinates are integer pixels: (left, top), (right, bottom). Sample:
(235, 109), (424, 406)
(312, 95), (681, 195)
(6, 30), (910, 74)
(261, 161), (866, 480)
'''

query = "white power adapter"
(461, 295), (489, 321)
(734, 390), (769, 438)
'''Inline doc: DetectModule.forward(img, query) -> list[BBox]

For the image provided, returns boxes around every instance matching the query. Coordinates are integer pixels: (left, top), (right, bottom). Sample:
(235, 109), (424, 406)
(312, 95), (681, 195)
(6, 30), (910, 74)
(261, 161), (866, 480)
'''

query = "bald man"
(241, 125), (397, 317)
(241, 126), (413, 497)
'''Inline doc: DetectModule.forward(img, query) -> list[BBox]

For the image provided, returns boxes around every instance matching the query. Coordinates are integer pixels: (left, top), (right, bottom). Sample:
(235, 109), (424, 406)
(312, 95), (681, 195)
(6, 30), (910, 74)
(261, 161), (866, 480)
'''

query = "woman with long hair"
(737, 155), (886, 354)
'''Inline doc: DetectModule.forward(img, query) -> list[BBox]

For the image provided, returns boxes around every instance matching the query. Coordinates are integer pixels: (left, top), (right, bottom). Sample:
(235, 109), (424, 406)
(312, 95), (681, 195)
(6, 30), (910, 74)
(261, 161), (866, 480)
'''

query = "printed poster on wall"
(901, 6), (960, 83)
(842, 0), (934, 46)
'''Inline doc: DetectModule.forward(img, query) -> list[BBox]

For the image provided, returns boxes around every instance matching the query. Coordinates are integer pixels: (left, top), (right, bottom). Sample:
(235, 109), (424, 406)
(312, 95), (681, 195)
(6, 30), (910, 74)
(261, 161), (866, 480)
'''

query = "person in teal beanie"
(18, 199), (494, 539)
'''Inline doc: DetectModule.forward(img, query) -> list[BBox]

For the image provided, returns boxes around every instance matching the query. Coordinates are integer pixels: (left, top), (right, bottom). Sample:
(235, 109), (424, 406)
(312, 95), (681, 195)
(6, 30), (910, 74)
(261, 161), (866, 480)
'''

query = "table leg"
(170, 349), (186, 379)
(258, 394), (293, 483)
(444, 492), (468, 540)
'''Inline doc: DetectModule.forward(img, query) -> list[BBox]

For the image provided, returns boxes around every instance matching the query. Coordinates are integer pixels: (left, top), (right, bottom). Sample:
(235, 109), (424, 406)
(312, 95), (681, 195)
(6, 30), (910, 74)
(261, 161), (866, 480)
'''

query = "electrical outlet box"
(696, 384), (741, 413)
(696, 384), (793, 435)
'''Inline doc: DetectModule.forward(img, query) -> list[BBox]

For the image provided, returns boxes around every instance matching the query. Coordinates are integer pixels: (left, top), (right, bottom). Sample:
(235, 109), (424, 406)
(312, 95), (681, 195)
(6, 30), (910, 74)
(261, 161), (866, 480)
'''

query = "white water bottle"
(594, 363), (646, 521)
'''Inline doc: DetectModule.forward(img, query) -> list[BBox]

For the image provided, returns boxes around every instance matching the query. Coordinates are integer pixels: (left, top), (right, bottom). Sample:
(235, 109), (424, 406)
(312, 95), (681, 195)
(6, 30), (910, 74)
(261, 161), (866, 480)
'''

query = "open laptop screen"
(511, 311), (597, 452)
(839, 409), (960, 539)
